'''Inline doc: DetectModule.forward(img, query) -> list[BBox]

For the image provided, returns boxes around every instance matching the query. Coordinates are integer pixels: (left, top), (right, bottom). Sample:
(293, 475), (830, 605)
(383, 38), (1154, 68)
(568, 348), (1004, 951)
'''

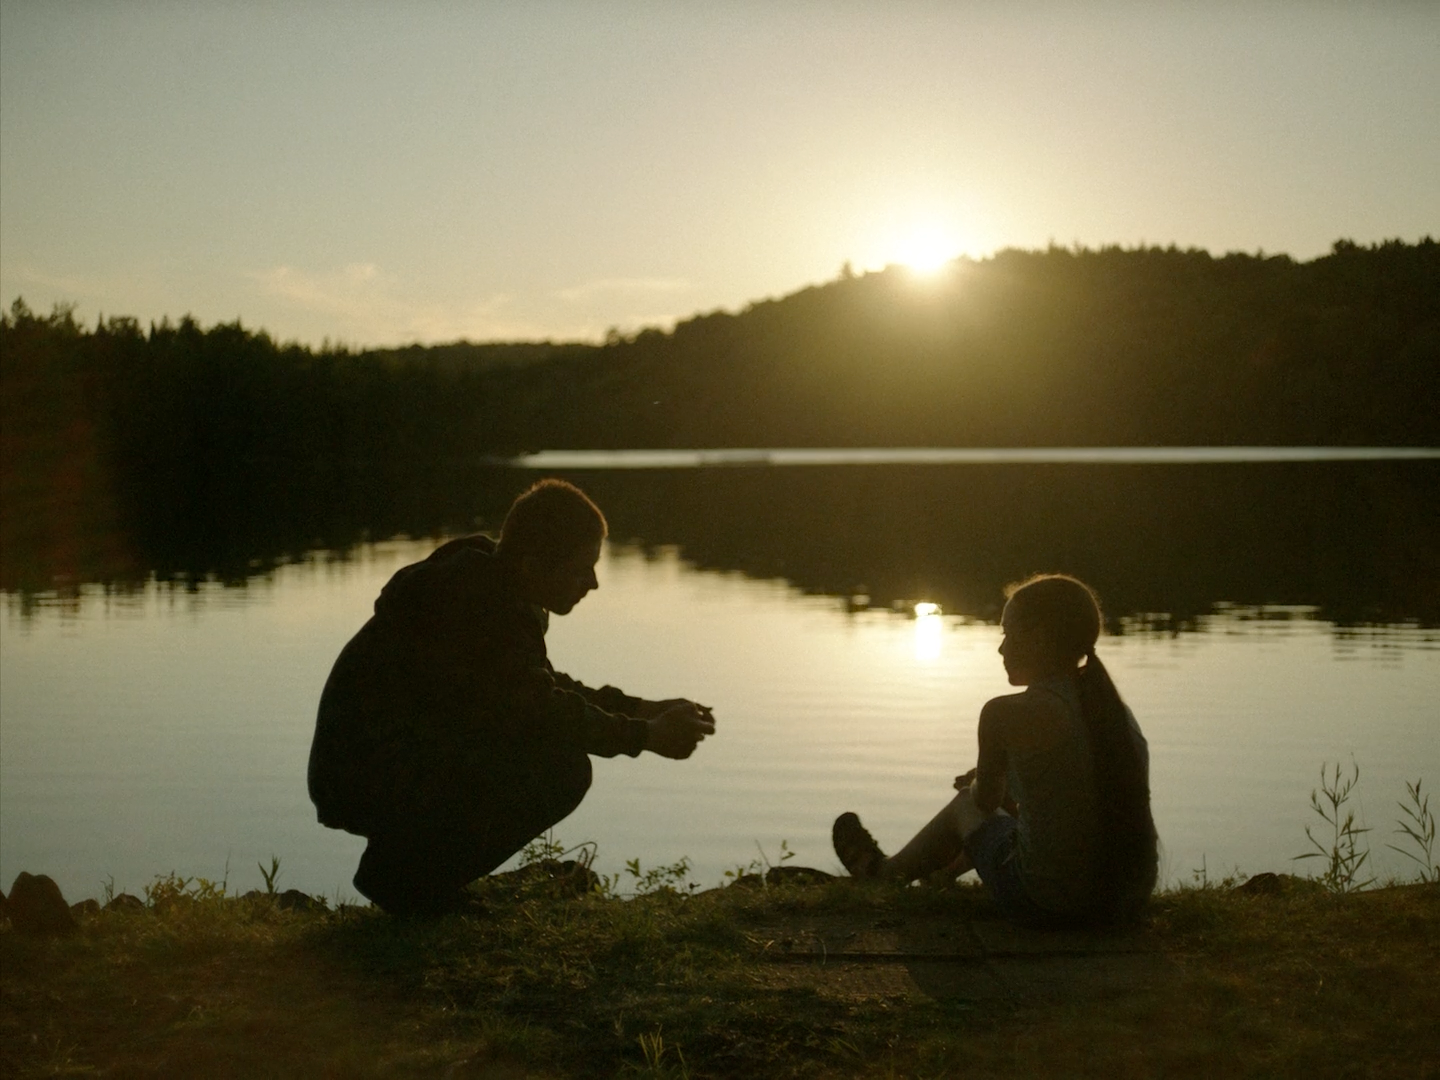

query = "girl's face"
(998, 602), (1060, 686)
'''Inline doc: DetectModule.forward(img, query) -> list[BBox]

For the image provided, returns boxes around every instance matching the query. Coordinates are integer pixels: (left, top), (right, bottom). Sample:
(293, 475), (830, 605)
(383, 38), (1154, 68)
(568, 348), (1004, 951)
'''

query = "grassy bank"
(3, 868), (1436, 1078)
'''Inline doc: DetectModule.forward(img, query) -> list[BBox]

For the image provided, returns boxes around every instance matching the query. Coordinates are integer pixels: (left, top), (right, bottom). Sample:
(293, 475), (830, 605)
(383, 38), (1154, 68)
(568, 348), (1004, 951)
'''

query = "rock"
(1233, 872), (1280, 895)
(105, 893), (145, 913)
(277, 889), (325, 911)
(8, 872), (78, 935)
(766, 866), (835, 887)
(484, 859), (600, 899)
(70, 898), (101, 918)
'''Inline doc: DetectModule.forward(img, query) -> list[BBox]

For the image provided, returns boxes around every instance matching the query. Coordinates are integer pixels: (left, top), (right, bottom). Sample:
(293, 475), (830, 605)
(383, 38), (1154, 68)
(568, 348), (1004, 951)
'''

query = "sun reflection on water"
(913, 602), (943, 661)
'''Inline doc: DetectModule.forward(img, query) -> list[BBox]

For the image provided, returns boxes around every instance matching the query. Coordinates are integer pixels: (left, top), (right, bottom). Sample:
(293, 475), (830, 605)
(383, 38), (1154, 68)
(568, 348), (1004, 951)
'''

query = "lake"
(2, 455), (1437, 902)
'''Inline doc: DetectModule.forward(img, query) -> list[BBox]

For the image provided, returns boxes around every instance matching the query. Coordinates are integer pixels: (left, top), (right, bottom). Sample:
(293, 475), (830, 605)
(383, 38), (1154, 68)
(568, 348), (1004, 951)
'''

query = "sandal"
(832, 812), (887, 879)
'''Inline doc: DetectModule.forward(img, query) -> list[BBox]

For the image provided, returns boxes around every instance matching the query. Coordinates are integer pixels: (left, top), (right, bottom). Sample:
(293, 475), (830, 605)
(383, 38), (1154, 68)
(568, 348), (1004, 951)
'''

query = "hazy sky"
(2, 2), (1436, 347)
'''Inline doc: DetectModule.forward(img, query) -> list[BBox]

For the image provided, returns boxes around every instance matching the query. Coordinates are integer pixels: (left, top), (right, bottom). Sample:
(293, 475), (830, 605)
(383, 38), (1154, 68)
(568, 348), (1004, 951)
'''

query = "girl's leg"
(886, 787), (990, 883)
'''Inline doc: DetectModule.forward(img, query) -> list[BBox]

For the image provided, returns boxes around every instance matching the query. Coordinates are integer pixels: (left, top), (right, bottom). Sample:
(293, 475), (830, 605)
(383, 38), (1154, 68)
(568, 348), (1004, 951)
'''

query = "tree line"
(3, 238), (1437, 596)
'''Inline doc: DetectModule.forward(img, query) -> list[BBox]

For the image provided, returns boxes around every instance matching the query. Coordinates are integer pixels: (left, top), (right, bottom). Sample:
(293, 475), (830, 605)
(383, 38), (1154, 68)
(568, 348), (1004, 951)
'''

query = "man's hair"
(497, 479), (607, 567)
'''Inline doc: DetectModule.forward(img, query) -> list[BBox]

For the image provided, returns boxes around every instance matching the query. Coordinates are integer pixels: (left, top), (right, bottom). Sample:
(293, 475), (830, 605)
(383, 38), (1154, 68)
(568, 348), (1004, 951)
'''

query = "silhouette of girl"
(833, 574), (1158, 926)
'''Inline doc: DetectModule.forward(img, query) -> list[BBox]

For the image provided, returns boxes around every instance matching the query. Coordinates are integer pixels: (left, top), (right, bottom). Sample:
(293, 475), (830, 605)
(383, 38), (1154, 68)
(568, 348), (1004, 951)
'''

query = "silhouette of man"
(307, 479), (715, 913)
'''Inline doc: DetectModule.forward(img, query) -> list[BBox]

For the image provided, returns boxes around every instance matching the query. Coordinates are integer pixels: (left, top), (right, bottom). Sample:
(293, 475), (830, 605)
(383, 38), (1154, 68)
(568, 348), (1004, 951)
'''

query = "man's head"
(498, 479), (608, 614)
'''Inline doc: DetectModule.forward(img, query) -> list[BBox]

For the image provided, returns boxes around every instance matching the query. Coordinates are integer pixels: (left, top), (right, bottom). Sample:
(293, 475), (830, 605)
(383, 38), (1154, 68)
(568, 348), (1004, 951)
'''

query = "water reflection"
(2, 543), (1436, 904)
(912, 603), (944, 661)
(3, 459), (1437, 629)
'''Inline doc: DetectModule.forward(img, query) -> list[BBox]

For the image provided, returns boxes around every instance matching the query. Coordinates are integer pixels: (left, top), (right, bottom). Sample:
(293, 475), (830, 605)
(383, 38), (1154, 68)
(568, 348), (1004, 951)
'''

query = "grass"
(3, 869), (1437, 1078)
(5, 770), (1436, 1076)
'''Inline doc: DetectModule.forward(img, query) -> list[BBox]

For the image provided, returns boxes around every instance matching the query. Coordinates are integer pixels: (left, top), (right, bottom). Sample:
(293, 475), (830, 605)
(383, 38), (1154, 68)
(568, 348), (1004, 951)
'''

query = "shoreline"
(4, 867), (1436, 1077)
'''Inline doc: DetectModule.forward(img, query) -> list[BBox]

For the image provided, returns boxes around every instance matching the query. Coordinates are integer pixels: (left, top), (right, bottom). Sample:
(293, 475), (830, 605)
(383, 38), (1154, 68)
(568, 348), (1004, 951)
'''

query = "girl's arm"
(973, 690), (1070, 814)
(971, 698), (1012, 814)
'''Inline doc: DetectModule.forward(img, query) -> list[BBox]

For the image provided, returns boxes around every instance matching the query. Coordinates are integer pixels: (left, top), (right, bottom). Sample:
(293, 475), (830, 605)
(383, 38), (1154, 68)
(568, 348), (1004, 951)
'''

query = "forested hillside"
(5, 240), (1436, 468)
(557, 239), (1439, 449)
(3, 239), (1436, 596)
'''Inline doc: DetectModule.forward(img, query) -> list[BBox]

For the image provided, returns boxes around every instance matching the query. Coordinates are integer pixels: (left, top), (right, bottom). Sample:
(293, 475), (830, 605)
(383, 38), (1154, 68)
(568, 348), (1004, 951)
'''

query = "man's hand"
(644, 701), (716, 760)
(637, 697), (708, 720)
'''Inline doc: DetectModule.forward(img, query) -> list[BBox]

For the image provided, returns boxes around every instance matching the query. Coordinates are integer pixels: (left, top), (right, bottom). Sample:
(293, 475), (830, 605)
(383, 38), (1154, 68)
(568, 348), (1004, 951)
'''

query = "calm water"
(2, 455), (1438, 902)
(2, 539), (1436, 903)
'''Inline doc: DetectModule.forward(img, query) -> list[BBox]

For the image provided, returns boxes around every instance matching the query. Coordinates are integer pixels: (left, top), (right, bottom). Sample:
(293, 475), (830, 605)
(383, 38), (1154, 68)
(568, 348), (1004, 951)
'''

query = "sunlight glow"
(896, 226), (960, 274)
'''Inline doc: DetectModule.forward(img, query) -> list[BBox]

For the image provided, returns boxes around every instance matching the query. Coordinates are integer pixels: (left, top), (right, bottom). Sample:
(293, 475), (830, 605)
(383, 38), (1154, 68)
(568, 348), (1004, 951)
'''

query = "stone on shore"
(7, 872), (78, 935)
(276, 889), (325, 911)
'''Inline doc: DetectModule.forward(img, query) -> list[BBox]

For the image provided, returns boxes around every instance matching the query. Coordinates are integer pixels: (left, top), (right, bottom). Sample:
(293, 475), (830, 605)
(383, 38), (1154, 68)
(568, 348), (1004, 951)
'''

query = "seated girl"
(833, 574), (1158, 927)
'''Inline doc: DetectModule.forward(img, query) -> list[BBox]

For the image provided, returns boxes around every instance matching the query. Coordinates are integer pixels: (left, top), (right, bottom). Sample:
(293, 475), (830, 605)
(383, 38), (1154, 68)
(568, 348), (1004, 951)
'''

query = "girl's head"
(999, 574), (1102, 684)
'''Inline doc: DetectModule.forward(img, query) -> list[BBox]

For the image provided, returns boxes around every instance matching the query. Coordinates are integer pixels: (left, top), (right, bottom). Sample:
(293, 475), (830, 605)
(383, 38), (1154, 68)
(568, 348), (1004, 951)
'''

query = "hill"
(3, 239), (1437, 597)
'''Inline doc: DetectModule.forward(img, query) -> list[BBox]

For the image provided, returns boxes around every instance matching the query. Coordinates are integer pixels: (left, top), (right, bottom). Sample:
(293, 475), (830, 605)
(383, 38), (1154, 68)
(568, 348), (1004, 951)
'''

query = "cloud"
(555, 277), (693, 303)
(249, 263), (551, 344)
(250, 264), (387, 323)
(248, 266), (704, 345)
(2, 264), (96, 295)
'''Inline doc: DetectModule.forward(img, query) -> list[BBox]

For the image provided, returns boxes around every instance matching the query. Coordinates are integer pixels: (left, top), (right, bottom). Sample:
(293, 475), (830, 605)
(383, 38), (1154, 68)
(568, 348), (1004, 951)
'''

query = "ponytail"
(1078, 650), (1158, 924)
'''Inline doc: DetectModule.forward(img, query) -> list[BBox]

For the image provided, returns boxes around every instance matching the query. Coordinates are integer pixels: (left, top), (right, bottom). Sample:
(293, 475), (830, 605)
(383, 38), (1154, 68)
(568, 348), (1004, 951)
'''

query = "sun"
(895, 224), (960, 274)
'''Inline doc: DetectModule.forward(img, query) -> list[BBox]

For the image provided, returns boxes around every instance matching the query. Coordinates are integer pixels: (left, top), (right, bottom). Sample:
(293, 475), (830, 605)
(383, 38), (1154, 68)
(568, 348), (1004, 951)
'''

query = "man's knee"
(549, 751), (593, 817)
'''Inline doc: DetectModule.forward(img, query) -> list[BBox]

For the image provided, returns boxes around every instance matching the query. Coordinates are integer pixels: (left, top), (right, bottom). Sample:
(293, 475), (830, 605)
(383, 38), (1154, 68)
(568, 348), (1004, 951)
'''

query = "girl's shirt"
(1004, 677), (1102, 913)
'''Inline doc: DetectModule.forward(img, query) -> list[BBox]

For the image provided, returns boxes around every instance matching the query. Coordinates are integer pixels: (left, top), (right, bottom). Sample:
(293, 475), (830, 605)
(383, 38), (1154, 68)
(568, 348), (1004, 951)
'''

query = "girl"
(833, 574), (1158, 926)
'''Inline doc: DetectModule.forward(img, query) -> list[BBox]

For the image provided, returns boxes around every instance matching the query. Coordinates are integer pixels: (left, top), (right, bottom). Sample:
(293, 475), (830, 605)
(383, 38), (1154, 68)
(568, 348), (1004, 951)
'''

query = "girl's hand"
(953, 767), (978, 791)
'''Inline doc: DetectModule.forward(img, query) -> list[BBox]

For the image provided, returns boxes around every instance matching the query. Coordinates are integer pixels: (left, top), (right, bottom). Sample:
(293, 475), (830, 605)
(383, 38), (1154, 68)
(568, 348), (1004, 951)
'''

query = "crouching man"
(308, 479), (715, 913)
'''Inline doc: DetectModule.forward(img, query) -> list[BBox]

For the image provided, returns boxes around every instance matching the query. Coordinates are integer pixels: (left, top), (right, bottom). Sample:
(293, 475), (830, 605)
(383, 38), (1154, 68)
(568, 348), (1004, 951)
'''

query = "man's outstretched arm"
(549, 670), (715, 759)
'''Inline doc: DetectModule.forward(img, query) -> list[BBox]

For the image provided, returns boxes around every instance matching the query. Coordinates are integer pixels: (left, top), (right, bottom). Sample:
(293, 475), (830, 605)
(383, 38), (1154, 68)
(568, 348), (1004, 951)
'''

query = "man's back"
(307, 534), (537, 832)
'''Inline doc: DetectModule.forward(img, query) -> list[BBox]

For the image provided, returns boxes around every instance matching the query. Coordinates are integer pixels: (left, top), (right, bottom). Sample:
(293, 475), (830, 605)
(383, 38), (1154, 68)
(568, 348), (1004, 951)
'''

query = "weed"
(522, 831), (698, 896)
(1188, 856), (1242, 891)
(1190, 855), (1221, 890)
(143, 871), (227, 908)
(722, 857), (763, 885)
(258, 855), (282, 896)
(1293, 759), (1374, 893)
(625, 1029), (690, 1079)
(755, 838), (796, 870)
(625, 855), (697, 896)
(518, 831), (568, 866)
(1388, 778), (1439, 884)
(722, 838), (796, 886)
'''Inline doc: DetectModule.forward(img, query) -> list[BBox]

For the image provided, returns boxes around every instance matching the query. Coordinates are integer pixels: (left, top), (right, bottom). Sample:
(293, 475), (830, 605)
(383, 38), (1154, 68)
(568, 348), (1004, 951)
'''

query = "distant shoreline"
(512, 446), (1440, 469)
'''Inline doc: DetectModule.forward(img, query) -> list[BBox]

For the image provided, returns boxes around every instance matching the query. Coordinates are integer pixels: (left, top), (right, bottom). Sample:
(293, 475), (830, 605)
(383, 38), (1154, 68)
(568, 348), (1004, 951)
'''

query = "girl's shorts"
(963, 814), (1052, 925)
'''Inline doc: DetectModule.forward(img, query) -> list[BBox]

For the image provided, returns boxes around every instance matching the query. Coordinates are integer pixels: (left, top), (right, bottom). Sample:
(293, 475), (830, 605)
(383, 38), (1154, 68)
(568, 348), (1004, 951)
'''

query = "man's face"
(522, 538), (602, 615)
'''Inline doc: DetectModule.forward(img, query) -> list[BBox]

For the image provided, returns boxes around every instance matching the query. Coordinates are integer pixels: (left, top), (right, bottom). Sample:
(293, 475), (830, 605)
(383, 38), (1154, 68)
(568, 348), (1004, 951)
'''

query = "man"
(308, 479), (715, 913)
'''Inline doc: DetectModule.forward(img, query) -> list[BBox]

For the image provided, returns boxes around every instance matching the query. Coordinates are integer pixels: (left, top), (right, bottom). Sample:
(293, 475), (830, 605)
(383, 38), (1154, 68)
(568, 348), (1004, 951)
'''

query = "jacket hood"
(373, 533), (513, 626)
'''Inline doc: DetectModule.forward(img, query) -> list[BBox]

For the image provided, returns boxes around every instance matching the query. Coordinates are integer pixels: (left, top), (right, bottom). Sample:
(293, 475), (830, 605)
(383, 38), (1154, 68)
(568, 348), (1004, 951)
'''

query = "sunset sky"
(2, 2), (1436, 347)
